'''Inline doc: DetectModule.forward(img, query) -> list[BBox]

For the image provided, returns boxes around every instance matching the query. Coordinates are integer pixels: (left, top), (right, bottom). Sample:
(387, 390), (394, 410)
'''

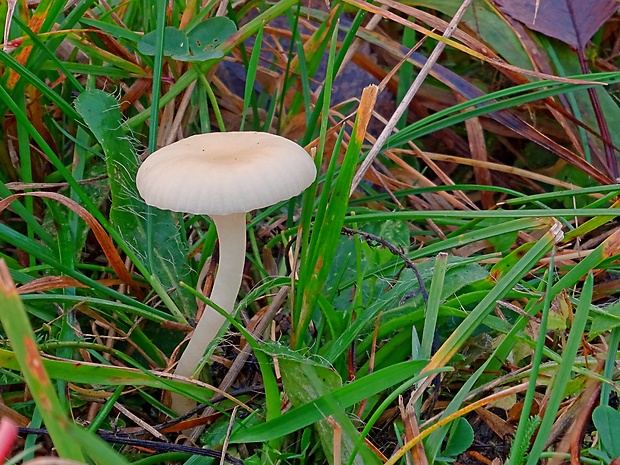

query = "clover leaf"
(137, 26), (188, 57)
(137, 17), (236, 62)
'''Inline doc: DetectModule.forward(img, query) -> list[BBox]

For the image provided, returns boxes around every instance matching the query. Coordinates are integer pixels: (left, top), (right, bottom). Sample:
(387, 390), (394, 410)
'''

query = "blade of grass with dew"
(75, 89), (194, 320)
(524, 273), (594, 465)
(0, 260), (85, 461)
(295, 84), (378, 349)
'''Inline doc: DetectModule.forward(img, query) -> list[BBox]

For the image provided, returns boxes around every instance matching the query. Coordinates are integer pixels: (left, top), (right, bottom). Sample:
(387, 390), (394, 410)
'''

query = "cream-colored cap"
(136, 132), (317, 215)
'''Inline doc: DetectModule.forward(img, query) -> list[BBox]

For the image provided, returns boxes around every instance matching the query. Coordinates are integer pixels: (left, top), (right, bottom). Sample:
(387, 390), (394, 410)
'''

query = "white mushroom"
(136, 132), (316, 414)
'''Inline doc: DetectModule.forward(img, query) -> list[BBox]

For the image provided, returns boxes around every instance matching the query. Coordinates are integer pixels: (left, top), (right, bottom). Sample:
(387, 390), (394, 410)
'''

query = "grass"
(1, 0), (620, 464)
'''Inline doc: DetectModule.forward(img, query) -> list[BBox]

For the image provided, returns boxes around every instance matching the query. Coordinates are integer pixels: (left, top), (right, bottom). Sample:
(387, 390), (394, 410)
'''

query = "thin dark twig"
(343, 227), (445, 415)
(16, 427), (244, 465)
(342, 226), (428, 302)
(130, 385), (272, 435)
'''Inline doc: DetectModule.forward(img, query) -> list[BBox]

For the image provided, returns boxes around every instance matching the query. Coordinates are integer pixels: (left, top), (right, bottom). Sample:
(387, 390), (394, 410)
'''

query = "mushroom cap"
(136, 132), (317, 215)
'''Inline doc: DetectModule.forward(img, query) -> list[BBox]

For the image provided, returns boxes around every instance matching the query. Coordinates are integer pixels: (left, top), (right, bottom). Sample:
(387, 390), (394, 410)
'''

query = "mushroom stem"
(171, 212), (247, 415)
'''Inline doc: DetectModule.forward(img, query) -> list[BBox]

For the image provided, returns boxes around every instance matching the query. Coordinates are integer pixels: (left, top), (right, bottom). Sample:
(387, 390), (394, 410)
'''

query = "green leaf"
(138, 26), (189, 57)
(74, 89), (195, 317)
(279, 356), (379, 465)
(591, 300), (620, 337)
(442, 417), (474, 458)
(593, 405), (620, 459)
(230, 360), (427, 444)
(176, 17), (237, 61)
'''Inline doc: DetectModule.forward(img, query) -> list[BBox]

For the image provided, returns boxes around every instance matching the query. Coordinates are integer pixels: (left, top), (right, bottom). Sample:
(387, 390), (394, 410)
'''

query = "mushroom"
(136, 131), (316, 414)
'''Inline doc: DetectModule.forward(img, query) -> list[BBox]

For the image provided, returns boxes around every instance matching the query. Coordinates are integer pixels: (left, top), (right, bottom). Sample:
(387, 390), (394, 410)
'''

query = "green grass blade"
(295, 84), (378, 348)
(180, 283), (281, 421)
(0, 345), (220, 404)
(294, 23), (339, 334)
(421, 252), (448, 359)
(348, 208), (620, 221)
(508, 251), (555, 465)
(424, 220), (562, 375)
(239, 24), (263, 131)
(68, 424), (131, 465)
(0, 260), (85, 461)
(525, 273), (594, 465)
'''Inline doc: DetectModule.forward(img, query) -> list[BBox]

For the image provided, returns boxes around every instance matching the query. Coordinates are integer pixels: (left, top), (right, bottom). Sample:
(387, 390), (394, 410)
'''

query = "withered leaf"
(494, 0), (618, 51)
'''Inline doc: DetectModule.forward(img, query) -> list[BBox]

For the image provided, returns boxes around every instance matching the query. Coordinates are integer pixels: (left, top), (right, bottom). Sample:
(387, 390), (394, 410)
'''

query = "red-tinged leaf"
(495, 0), (618, 51)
